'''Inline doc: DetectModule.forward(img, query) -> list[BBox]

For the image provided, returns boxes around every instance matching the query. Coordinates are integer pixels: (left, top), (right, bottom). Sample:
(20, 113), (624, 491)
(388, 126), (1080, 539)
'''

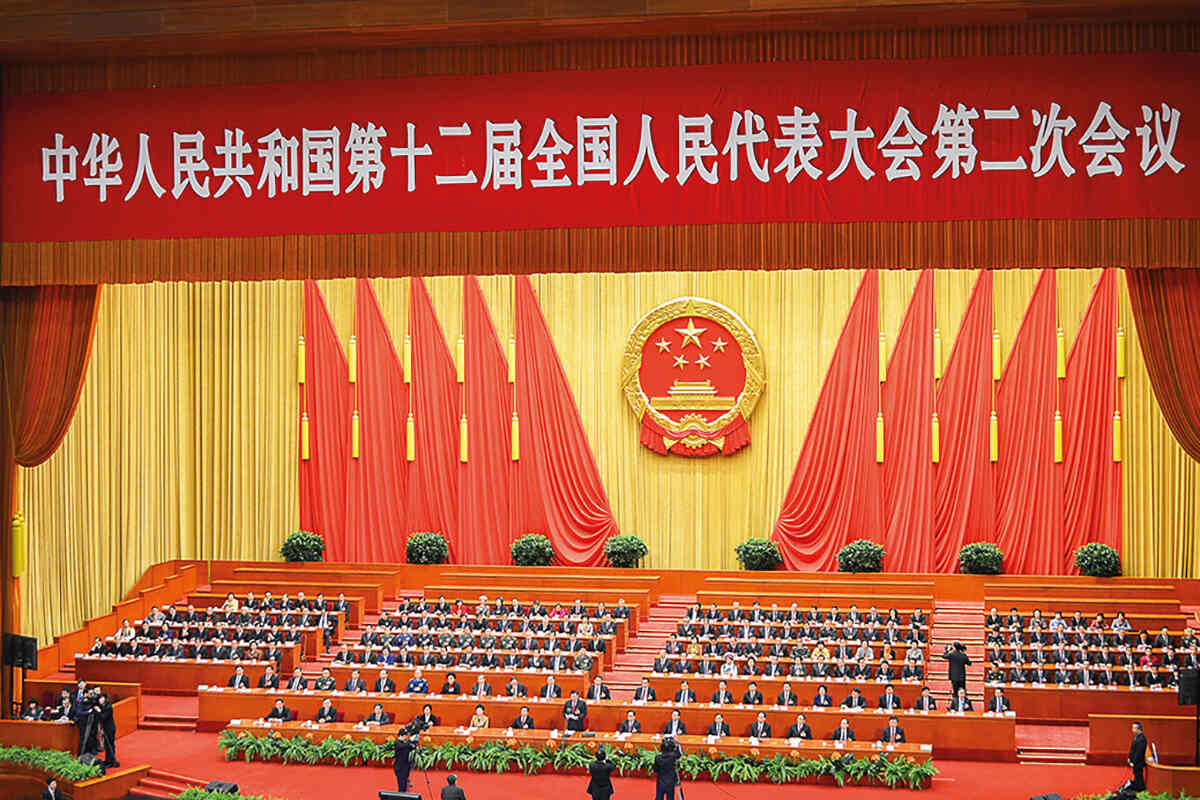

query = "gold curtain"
(18, 269), (1200, 644)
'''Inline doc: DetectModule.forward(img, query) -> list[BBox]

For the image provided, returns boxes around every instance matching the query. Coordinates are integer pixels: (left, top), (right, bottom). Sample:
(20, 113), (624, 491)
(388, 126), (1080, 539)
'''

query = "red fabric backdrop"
(345, 279), (408, 562)
(406, 278), (461, 557)
(994, 270), (1064, 573)
(299, 281), (351, 561)
(461, 276), (518, 564)
(514, 276), (618, 565)
(1127, 269), (1200, 464)
(883, 271), (934, 572)
(932, 271), (996, 572)
(772, 271), (883, 571)
(1063, 269), (1122, 568)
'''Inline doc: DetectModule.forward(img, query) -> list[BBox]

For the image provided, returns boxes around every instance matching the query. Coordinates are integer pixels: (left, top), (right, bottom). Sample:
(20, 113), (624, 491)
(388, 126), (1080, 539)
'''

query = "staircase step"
(147, 769), (209, 788)
(128, 789), (176, 800)
(140, 721), (197, 732)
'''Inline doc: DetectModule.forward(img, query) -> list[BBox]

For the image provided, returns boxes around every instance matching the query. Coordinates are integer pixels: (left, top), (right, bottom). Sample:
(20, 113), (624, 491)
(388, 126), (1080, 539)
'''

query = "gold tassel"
(989, 411), (999, 462)
(456, 335), (465, 383)
(878, 332), (886, 383)
(933, 328), (943, 381)
(405, 413), (415, 462)
(300, 413), (310, 460)
(1056, 327), (1066, 379)
(992, 329), (1002, 381)
(1054, 410), (1064, 463)
(297, 335), (306, 385)
(459, 414), (469, 463)
(348, 335), (357, 384)
(1113, 411), (1123, 462)
(403, 335), (412, 383)
(351, 411), (360, 459)
(875, 412), (884, 463)
(931, 412), (941, 464)
(511, 412), (520, 461)
(11, 511), (26, 579)
(507, 335), (516, 383)
(1116, 326), (1126, 379)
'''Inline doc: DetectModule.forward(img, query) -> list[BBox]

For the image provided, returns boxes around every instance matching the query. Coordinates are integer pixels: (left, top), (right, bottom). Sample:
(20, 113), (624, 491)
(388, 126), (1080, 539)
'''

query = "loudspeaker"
(378, 793), (422, 800)
(1028, 794), (1065, 800)
(1179, 668), (1200, 705)
(204, 781), (240, 794)
(2, 632), (37, 670)
(78, 754), (101, 767)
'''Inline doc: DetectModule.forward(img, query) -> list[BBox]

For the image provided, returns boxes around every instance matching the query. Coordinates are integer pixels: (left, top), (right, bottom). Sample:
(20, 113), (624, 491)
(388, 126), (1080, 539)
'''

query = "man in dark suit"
(879, 716), (906, 743)
(878, 684), (902, 711)
(42, 777), (65, 800)
(587, 676), (611, 701)
(633, 678), (657, 702)
(375, 669), (397, 693)
(913, 687), (937, 710)
(1129, 721), (1148, 791)
(786, 713), (812, 739)
(987, 687), (1012, 713)
(662, 710), (686, 737)
(539, 676), (563, 699)
(511, 706), (535, 729)
(563, 690), (587, 732)
(706, 713), (731, 737)
(343, 669), (367, 692)
(831, 718), (855, 742)
(264, 698), (291, 722)
(315, 698), (338, 723)
(393, 729), (418, 792)
(673, 681), (696, 704)
(776, 682), (799, 707)
(441, 774), (467, 800)
(505, 677), (528, 697)
(587, 747), (616, 800)
(748, 711), (771, 738)
(228, 666), (250, 688)
(364, 703), (390, 725)
(257, 665), (279, 689)
(941, 642), (972, 696)
(742, 681), (764, 705)
(653, 739), (680, 800)
(286, 667), (307, 690)
(618, 710), (642, 733)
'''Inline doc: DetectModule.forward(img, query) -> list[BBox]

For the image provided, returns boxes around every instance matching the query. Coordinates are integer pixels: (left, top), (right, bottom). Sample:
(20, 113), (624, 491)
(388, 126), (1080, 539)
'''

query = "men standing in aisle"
(1129, 721), (1148, 791)
(941, 642), (972, 696)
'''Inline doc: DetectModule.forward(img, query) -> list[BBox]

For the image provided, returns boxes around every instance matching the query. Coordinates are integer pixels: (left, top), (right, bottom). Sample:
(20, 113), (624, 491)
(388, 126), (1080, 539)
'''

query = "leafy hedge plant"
(178, 791), (286, 800)
(280, 530), (324, 563)
(837, 539), (884, 573)
(1074, 542), (1122, 577)
(217, 730), (938, 788)
(734, 538), (784, 571)
(407, 531), (449, 564)
(959, 542), (1004, 574)
(1072, 793), (1198, 800)
(604, 534), (649, 568)
(0, 745), (103, 781)
(511, 533), (555, 566)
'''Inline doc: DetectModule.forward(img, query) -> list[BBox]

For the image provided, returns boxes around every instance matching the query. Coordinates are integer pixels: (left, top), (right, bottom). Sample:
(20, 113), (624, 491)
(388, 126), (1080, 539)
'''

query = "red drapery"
(345, 279), (408, 562)
(461, 276), (517, 564)
(932, 271), (995, 572)
(299, 281), (351, 561)
(406, 277), (461, 557)
(1127, 269), (1200, 463)
(995, 270), (1064, 574)
(514, 276), (617, 566)
(0, 284), (99, 714)
(772, 271), (883, 571)
(883, 271), (934, 572)
(1063, 269), (1122, 569)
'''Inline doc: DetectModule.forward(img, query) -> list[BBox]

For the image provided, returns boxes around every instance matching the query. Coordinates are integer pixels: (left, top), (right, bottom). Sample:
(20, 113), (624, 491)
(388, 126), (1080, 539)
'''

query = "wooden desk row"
(210, 579), (383, 613)
(1087, 713), (1195, 765)
(1000, 683), (1183, 722)
(421, 586), (645, 633)
(642, 676), (927, 705)
(367, 613), (631, 654)
(0, 697), (140, 751)
(76, 655), (299, 694)
(134, 621), (323, 659)
(223, 720), (931, 765)
(188, 592), (365, 628)
(199, 688), (1016, 760)
(983, 595), (1182, 617)
(227, 566), (405, 598)
(344, 637), (618, 671)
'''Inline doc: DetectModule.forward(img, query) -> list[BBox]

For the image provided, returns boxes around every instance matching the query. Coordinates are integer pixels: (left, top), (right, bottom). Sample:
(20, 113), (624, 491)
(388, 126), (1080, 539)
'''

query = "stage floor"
(116, 728), (1131, 800)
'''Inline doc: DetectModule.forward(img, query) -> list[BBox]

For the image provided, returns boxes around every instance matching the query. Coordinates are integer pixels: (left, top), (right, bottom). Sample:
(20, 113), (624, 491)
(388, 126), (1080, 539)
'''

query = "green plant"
(178, 790), (287, 800)
(1074, 542), (1122, 577)
(407, 531), (449, 564)
(279, 530), (324, 562)
(837, 539), (884, 573)
(734, 537), (783, 571)
(0, 745), (103, 782)
(959, 541), (1004, 574)
(511, 533), (555, 566)
(604, 534), (649, 568)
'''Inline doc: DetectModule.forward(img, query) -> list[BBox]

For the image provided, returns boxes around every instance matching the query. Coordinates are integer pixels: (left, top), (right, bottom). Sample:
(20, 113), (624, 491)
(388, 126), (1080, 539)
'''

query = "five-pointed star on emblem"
(694, 354), (711, 370)
(710, 337), (728, 352)
(672, 354), (689, 369)
(655, 338), (671, 352)
(674, 318), (707, 349)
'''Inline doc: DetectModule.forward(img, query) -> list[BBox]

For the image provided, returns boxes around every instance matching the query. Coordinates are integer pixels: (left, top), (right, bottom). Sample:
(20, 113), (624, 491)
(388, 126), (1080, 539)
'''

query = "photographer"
(81, 692), (118, 768)
(653, 737), (680, 800)
(393, 724), (420, 792)
(586, 746), (615, 800)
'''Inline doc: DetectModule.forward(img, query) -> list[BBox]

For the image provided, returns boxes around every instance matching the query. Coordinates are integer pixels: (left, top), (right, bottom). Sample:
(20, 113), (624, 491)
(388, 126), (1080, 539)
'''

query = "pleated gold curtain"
(18, 269), (1200, 645)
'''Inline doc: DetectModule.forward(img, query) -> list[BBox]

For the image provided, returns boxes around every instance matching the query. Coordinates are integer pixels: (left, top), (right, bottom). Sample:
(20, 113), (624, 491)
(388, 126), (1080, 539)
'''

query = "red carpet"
(116, 729), (1131, 800)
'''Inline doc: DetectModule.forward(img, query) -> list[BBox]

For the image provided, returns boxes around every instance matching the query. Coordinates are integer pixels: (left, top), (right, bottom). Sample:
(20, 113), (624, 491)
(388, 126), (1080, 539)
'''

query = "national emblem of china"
(620, 298), (765, 457)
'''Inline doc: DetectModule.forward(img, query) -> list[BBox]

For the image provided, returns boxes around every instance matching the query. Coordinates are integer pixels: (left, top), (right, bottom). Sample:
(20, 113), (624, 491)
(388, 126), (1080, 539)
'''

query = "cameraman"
(393, 723), (421, 792)
(653, 737), (680, 800)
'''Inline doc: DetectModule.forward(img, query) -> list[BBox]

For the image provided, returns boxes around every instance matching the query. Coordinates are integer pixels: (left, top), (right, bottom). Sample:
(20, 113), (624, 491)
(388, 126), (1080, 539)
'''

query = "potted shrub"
(406, 531), (449, 564)
(959, 542), (1004, 574)
(837, 539), (884, 573)
(511, 533), (555, 566)
(604, 534), (649, 568)
(734, 538), (783, 571)
(1074, 543), (1122, 577)
(280, 530), (324, 562)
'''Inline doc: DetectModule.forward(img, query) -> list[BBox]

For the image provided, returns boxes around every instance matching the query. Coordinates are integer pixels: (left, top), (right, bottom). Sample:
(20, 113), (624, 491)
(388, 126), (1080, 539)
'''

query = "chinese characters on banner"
(5, 53), (1197, 242)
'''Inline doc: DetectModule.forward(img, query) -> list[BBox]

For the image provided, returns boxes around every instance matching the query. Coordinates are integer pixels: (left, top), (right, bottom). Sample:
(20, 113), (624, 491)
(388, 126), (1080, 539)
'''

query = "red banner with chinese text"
(2, 53), (1196, 243)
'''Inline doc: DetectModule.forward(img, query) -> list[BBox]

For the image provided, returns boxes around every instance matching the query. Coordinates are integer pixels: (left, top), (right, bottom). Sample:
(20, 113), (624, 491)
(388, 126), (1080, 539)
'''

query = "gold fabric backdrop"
(18, 270), (1198, 644)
